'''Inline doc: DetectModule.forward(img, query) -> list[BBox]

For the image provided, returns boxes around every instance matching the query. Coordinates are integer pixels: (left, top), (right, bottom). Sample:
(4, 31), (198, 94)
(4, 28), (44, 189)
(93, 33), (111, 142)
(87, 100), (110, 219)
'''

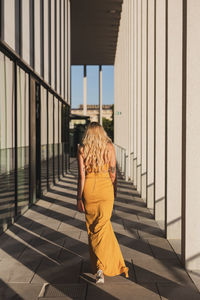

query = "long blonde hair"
(79, 122), (112, 173)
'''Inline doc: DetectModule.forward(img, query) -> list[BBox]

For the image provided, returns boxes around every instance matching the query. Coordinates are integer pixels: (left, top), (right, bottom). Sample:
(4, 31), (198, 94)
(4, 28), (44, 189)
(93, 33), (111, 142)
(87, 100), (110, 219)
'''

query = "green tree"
(103, 105), (114, 141)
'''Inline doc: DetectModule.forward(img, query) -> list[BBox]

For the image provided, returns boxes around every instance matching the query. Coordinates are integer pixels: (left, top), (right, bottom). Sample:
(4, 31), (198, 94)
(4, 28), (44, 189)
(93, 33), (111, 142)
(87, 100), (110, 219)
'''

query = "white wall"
(44, 0), (49, 83)
(184, 0), (200, 270)
(34, 0), (41, 75)
(4, 0), (15, 50)
(22, 0), (30, 64)
(147, 0), (155, 210)
(154, 0), (166, 225)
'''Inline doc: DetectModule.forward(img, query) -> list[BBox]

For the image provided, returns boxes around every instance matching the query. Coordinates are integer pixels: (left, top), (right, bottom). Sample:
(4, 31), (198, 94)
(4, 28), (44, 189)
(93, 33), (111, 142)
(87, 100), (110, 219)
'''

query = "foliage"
(103, 105), (114, 141)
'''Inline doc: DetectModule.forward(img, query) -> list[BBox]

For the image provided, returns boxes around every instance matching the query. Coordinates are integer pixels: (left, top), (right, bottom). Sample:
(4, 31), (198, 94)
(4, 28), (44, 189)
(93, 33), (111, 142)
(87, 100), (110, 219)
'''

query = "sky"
(71, 65), (114, 108)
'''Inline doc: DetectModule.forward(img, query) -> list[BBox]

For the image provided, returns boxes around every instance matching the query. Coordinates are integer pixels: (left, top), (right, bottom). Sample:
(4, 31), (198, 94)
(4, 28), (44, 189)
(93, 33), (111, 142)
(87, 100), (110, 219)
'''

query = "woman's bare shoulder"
(77, 144), (85, 158)
(106, 141), (115, 151)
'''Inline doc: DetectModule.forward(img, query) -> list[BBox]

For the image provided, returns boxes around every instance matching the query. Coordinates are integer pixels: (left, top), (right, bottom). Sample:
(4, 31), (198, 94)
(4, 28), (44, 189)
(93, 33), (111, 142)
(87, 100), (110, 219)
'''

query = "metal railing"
(130, 152), (134, 181)
(114, 145), (135, 182)
(114, 144), (127, 178)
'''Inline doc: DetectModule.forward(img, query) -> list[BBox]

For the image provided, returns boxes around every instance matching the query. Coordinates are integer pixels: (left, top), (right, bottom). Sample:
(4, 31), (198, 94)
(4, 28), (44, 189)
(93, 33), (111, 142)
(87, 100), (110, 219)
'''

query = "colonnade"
(114, 0), (200, 273)
(82, 65), (103, 125)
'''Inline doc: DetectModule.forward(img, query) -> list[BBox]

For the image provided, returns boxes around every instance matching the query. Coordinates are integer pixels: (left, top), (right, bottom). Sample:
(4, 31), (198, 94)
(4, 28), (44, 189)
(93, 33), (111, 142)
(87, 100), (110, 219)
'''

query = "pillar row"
(83, 65), (87, 116)
(99, 65), (102, 125)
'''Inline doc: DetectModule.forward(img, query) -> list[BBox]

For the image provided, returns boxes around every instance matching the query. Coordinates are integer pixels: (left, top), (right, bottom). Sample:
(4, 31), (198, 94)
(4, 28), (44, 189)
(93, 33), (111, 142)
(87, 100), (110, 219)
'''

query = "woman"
(77, 122), (129, 283)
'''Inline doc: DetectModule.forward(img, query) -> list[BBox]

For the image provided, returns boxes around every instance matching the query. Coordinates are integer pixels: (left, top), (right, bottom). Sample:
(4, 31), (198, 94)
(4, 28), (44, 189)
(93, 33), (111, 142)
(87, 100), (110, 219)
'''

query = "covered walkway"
(0, 160), (199, 300)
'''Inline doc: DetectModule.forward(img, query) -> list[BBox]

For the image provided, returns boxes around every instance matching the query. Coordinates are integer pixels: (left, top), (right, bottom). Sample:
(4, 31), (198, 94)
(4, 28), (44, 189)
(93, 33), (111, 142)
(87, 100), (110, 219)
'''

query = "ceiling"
(71, 0), (123, 65)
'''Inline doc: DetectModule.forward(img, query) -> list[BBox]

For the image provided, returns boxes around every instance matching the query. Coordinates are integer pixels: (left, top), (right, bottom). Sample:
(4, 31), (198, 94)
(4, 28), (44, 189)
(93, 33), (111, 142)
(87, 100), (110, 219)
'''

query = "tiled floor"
(0, 159), (199, 299)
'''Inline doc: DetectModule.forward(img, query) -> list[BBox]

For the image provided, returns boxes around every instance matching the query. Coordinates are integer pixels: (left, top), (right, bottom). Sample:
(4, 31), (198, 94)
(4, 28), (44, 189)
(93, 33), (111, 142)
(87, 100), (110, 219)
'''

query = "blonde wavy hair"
(79, 122), (112, 173)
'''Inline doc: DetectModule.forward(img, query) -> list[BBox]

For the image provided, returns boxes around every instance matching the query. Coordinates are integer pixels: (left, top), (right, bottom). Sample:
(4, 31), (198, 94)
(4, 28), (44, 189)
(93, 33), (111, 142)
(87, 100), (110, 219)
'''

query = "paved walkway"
(0, 159), (200, 300)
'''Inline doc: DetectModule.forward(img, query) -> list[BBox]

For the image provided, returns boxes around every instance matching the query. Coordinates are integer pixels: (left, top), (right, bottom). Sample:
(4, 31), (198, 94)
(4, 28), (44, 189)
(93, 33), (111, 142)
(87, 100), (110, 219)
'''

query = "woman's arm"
(108, 143), (117, 198)
(77, 148), (85, 213)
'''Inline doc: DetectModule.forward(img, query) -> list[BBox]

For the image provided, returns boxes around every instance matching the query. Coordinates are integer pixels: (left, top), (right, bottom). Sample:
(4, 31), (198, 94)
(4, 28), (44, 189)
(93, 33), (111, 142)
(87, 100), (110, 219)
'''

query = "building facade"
(71, 104), (113, 123)
(0, 0), (71, 232)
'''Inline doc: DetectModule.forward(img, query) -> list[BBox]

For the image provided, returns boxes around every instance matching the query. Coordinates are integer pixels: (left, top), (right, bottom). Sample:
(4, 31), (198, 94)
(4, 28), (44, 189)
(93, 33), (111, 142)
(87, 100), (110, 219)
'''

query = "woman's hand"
(77, 199), (85, 213)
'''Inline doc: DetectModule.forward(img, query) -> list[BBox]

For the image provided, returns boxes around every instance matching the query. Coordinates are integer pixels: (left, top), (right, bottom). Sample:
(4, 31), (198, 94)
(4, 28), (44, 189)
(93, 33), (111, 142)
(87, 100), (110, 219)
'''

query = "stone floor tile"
(188, 271), (200, 293)
(31, 257), (82, 284)
(38, 283), (87, 300)
(0, 232), (27, 260)
(24, 209), (50, 220)
(168, 238), (182, 260)
(36, 199), (53, 208)
(137, 213), (154, 221)
(133, 257), (193, 285)
(58, 245), (84, 264)
(40, 230), (68, 247)
(86, 282), (160, 300)
(27, 221), (47, 236)
(54, 194), (76, 204)
(146, 237), (178, 259)
(111, 221), (125, 232)
(58, 220), (86, 232)
(79, 230), (88, 242)
(136, 222), (165, 239)
(39, 297), (75, 300)
(114, 228), (139, 239)
(113, 210), (139, 222)
(74, 211), (86, 221)
(9, 226), (39, 244)
(61, 231), (82, 244)
(62, 233), (89, 261)
(29, 236), (63, 260)
(0, 257), (37, 283)
(15, 216), (33, 228)
(157, 282), (200, 299)
(47, 204), (77, 218)
(16, 246), (45, 271)
(37, 218), (61, 231)
(0, 283), (43, 300)
(118, 238), (154, 261)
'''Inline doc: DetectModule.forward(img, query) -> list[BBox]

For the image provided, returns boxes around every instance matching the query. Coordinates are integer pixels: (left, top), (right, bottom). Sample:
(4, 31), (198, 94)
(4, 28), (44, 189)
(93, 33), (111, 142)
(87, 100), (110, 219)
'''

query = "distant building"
(71, 104), (113, 122)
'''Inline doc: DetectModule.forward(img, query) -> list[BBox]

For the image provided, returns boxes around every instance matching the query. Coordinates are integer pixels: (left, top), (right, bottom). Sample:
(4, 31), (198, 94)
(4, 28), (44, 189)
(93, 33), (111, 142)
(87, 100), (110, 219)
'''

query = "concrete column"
(99, 65), (102, 125)
(44, 0), (49, 83)
(56, 0), (60, 94)
(22, 0), (30, 65)
(126, 0), (130, 180)
(155, 0), (166, 228)
(64, 0), (68, 101)
(166, 0), (182, 240)
(83, 65), (87, 116)
(141, 0), (147, 201)
(147, 0), (155, 210)
(61, 0), (64, 98)
(129, 0), (134, 181)
(4, 0), (15, 50)
(67, 0), (71, 104)
(133, 0), (138, 186)
(34, 0), (41, 75)
(182, 0), (200, 271)
(51, 0), (55, 90)
(114, 0), (130, 160)
(137, 0), (142, 194)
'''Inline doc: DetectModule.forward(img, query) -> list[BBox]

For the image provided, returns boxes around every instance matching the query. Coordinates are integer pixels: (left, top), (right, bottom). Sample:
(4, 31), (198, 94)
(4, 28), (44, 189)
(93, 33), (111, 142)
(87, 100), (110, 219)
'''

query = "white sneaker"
(96, 269), (104, 283)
